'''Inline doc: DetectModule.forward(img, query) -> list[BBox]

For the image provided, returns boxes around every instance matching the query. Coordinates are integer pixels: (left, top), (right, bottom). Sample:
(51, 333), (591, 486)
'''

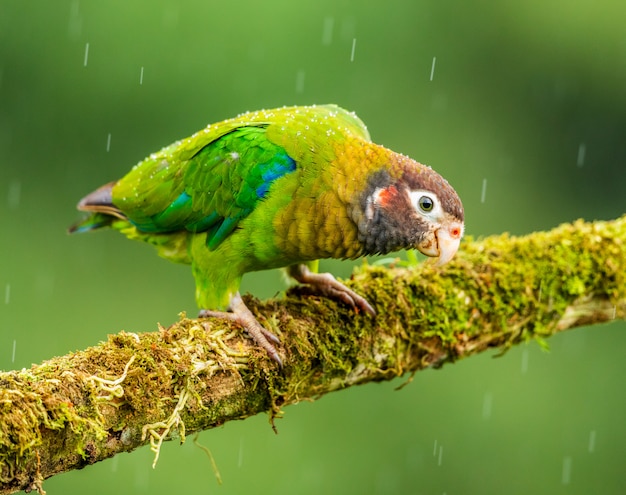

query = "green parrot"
(71, 105), (464, 366)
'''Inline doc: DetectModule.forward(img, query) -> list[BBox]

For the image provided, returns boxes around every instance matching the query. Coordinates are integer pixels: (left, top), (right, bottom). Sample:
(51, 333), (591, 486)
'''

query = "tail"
(68, 182), (127, 233)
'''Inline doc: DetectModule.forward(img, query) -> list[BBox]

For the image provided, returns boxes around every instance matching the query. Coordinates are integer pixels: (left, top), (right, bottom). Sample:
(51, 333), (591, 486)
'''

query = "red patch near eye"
(450, 226), (462, 238)
(377, 186), (398, 206)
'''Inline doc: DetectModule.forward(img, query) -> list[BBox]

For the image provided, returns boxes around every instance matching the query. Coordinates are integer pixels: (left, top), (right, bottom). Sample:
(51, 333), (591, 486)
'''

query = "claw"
(288, 264), (376, 317)
(199, 293), (283, 367)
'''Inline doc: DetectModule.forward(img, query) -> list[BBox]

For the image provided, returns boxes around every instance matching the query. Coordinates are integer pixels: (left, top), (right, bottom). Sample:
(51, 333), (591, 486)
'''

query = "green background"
(1, 1), (625, 494)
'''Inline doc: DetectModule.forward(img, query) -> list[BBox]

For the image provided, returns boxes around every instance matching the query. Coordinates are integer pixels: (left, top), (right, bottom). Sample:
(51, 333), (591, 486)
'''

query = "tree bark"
(1, 216), (624, 494)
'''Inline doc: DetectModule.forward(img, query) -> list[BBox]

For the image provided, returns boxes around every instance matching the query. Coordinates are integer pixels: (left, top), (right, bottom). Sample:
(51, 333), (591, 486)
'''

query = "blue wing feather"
(124, 127), (296, 250)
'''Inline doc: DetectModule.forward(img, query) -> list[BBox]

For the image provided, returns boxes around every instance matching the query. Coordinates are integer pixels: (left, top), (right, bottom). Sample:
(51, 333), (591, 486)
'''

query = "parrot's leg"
(199, 292), (282, 367)
(287, 264), (376, 317)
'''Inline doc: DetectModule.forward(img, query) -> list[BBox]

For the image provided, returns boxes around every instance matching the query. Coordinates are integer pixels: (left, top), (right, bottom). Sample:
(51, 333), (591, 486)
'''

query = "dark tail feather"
(68, 212), (116, 233)
(68, 182), (127, 233)
(76, 182), (124, 216)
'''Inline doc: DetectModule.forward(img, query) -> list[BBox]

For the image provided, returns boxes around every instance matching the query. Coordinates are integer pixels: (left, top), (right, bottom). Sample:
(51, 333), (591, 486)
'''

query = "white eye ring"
(409, 190), (442, 218)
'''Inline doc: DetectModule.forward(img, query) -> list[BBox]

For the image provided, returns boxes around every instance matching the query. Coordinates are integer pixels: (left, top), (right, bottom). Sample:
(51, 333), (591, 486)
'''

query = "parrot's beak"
(417, 221), (464, 266)
(433, 222), (464, 265)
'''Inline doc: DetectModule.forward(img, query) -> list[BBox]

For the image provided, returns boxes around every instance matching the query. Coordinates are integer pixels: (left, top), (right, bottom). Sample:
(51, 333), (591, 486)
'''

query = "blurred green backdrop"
(1, 1), (625, 494)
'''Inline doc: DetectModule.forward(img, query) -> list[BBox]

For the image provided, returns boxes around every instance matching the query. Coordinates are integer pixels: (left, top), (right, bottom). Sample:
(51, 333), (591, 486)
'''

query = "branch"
(1, 216), (625, 494)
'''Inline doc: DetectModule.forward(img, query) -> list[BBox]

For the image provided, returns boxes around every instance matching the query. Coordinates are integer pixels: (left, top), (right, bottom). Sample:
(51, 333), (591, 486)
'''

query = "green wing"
(111, 104), (370, 250)
(113, 126), (295, 250)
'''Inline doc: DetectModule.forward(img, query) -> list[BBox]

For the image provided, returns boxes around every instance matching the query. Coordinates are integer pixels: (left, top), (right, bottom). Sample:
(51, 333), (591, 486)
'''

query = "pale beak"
(416, 236), (439, 258)
(433, 222), (464, 266)
(416, 221), (464, 265)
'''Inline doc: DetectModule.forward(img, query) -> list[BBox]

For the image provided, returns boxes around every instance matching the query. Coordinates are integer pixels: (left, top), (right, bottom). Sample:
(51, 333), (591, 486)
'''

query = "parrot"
(70, 104), (464, 366)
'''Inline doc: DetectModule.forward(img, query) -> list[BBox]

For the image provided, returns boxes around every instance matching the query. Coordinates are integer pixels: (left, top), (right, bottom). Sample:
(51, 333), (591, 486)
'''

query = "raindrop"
(139, 66), (144, 85)
(68, 0), (82, 39)
(106, 133), (112, 152)
(611, 306), (616, 320)
(83, 42), (90, 67)
(4, 283), (9, 304)
(296, 70), (305, 94)
(238, 437), (244, 467)
(437, 445), (443, 466)
(11, 339), (16, 363)
(322, 17), (334, 45)
(482, 392), (493, 420)
(521, 347), (529, 374)
(8, 180), (21, 209)
(480, 178), (487, 203)
(561, 456), (572, 484)
(577, 143), (586, 167)
(350, 38), (357, 62)
(588, 430), (596, 453)
(430, 56), (437, 81)
(433, 439), (438, 456)
(110, 454), (119, 472)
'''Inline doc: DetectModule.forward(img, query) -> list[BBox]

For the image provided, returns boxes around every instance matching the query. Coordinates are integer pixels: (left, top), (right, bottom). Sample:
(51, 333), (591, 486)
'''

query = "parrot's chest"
(252, 197), (363, 265)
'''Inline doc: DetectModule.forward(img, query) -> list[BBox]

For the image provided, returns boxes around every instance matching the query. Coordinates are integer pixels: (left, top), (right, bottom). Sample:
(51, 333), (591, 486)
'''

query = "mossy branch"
(2, 216), (625, 494)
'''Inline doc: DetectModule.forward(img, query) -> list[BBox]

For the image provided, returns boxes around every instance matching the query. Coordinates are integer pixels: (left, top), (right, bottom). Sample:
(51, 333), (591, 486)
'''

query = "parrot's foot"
(199, 293), (283, 367)
(288, 264), (376, 317)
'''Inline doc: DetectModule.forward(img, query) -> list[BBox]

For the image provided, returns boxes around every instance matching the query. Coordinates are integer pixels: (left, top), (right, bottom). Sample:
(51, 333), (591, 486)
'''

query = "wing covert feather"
(111, 105), (369, 249)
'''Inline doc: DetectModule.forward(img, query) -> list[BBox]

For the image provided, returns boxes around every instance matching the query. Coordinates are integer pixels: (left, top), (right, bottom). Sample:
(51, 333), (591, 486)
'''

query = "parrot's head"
(358, 152), (464, 264)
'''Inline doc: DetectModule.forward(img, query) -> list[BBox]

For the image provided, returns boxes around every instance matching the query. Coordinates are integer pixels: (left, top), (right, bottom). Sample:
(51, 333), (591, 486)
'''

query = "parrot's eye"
(409, 190), (441, 218)
(418, 195), (434, 212)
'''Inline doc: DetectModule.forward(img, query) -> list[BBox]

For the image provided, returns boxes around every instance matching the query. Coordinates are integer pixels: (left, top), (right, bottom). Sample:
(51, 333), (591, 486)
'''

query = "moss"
(1, 216), (625, 494)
